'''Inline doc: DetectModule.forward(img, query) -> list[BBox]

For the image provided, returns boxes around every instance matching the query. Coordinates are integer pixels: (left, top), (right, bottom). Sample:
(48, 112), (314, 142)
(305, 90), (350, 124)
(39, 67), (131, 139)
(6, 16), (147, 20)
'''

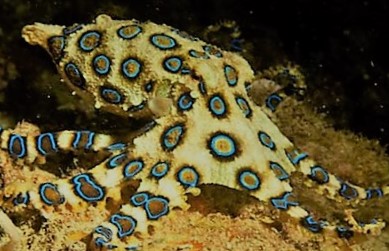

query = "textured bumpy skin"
(0, 14), (388, 249)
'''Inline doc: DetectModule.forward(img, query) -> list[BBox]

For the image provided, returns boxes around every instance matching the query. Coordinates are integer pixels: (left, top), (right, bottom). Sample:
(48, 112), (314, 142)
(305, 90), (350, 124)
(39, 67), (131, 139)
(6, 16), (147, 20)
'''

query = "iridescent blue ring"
(150, 162), (169, 179)
(238, 170), (260, 191)
(100, 87), (123, 104)
(209, 133), (236, 158)
(93, 54), (111, 75)
(209, 95), (226, 116)
(177, 166), (199, 187)
(163, 56), (182, 73)
(258, 131), (275, 150)
(117, 25), (142, 39)
(177, 92), (194, 111)
(78, 31), (101, 52)
(122, 58), (141, 79)
(150, 34), (177, 49)
(123, 160), (144, 178)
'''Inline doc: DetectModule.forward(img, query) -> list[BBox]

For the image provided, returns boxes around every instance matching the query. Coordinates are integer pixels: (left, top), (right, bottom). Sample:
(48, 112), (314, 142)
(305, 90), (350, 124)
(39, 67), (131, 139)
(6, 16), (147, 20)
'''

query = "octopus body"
(0, 14), (387, 250)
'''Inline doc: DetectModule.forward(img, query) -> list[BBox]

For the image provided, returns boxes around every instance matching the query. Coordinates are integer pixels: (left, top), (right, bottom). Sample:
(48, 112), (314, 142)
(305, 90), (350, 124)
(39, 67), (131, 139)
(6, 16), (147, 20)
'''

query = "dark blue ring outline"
(339, 183), (359, 200)
(238, 170), (261, 191)
(121, 58), (142, 79)
(198, 82), (207, 94)
(177, 166), (200, 188)
(269, 161), (289, 181)
(47, 36), (66, 62)
(36, 132), (58, 155)
(208, 94), (227, 117)
(64, 62), (85, 88)
(224, 64), (238, 86)
(235, 96), (252, 118)
(39, 183), (65, 206)
(71, 130), (95, 150)
(270, 192), (299, 210)
(100, 86), (123, 104)
(209, 133), (237, 158)
(93, 54), (111, 75)
(13, 192), (29, 206)
(123, 159), (144, 178)
(257, 131), (275, 150)
(177, 92), (195, 111)
(78, 30), (101, 52)
(308, 165), (329, 184)
(117, 25), (142, 40)
(301, 215), (324, 233)
(144, 81), (154, 92)
(265, 93), (283, 112)
(150, 162), (169, 179)
(161, 124), (185, 151)
(163, 56), (182, 73)
(8, 134), (27, 158)
(63, 24), (83, 35)
(107, 153), (127, 169)
(130, 192), (149, 207)
(285, 149), (308, 165)
(365, 188), (383, 200)
(106, 142), (127, 151)
(144, 197), (169, 220)
(72, 173), (105, 202)
(110, 213), (137, 238)
(189, 49), (209, 59)
(150, 33), (177, 50)
(336, 226), (354, 239)
(94, 225), (113, 240)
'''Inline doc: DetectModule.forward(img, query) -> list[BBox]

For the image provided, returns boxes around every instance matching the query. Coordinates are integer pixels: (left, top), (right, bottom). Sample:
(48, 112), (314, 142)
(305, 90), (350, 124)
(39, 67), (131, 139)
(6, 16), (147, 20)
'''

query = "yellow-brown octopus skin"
(0, 14), (387, 250)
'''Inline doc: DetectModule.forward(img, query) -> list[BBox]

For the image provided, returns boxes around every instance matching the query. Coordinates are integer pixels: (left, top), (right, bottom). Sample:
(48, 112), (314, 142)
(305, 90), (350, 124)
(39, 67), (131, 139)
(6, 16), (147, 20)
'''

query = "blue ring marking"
(8, 134), (26, 158)
(150, 34), (177, 49)
(150, 162), (169, 179)
(144, 197), (169, 220)
(78, 31), (101, 52)
(198, 82), (207, 94)
(270, 192), (299, 210)
(36, 132), (58, 155)
(365, 188), (383, 200)
(94, 237), (108, 248)
(161, 124), (184, 151)
(180, 67), (191, 74)
(64, 62), (85, 88)
(39, 183), (64, 206)
(308, 165), (329, 184)
(258, 131), (275, 150)
(93, 54), (111, 75)
(177, 166), (199, 187)
(122, 58), (141, 79)
(107, 153), (127, 169)
(269, 161), (289, 181)
(110, 214), (137, 238)
(230, 38), (243, 51)
(107, 142), (126, 151)
(208, 95), (227, 117)
(163, 56), (182, 73)
(128, 101), (146, 113)
(339, 183), (358, 200)
(301, 216), (324, 233)
(125, 245), (139, 250)
(130, 192), (149, 207)
(72, 131), (95, 150)
(189, 49), (209, 59)
(265, 93), (283, 112)
(177, 92), (194, 111)
(286, 149), (308, 165)
(238, 170), (260, 191)
(48, 36), (65, 62)
(336, 226), (354, 239)
(63, 24), (83, 35)
(72, 173), (105, 202)
(224, 65), (238, 86)
(144, 82), (153, 92)
(100, 87), (123, 104)
(235, 96), (252, 118)
(117, 25), (142, 39)
(203, 45), (223, 58)
(123, 160), (144, 178)
(209, 133), (236, 158)
(94, 226), (113, 240)
(13, 192), (29, 206)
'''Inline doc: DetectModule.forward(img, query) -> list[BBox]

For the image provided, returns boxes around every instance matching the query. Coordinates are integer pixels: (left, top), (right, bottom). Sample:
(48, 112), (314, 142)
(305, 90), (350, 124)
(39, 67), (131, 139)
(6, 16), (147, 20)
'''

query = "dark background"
(0, 0), (388, 149)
